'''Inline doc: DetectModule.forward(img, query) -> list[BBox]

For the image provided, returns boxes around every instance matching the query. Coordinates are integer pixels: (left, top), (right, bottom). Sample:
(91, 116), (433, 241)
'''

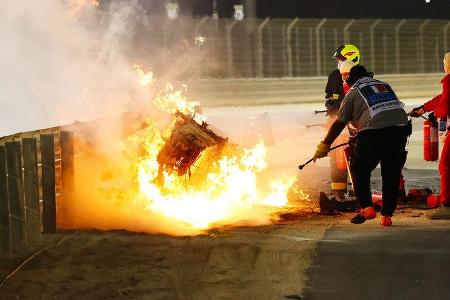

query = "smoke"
(1, 1), (303, 236)
(0, 0), (153, 136)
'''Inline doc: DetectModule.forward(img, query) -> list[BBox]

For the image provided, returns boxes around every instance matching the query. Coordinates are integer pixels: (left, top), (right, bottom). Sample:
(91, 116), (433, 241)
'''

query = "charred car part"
(156, 112), (227, 180)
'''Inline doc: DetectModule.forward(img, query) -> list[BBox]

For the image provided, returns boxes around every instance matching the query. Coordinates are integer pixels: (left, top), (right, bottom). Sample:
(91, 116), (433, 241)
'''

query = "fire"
(125, 64), (306, 231)
(132, 63), (155, 87)
(64, 63), (309, 235)
(154, 83), (200, 117)
(134, 132), (296, 229)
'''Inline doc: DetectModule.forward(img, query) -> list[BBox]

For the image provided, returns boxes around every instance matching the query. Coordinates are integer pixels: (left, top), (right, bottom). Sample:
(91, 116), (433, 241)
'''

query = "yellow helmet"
(333, 44), (360, 65)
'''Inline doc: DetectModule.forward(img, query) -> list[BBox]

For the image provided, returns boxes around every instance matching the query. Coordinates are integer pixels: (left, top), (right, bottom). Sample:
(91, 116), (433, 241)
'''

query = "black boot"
(319, 192), (338, 214)
(319, 192), (360, 214)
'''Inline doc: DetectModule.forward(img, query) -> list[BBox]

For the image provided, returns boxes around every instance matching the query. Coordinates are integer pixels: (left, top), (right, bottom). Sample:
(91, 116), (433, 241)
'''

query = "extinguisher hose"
(298, 142), (349, 170)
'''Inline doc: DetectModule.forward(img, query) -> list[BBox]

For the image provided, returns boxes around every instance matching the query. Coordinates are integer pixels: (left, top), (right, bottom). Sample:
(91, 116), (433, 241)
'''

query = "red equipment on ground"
(427, 194), (441, 208)
(424, 116), (439, 161)
(407, 188), (433, 204)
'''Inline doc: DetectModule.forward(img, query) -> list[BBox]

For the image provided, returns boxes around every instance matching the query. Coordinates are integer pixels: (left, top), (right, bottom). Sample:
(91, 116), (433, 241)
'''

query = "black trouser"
(350, 126), (408, 216)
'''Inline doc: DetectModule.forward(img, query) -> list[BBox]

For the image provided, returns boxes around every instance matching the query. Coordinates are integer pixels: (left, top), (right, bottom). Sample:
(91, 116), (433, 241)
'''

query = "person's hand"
(313, 142), (331, 162)
(324, 99), (335, 109)
(409, 106), (425, 117)
(428, 112), (437, 122)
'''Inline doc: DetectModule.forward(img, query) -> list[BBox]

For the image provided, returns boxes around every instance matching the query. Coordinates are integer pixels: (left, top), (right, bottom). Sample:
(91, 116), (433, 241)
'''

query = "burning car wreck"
(156, 111), (227, 182)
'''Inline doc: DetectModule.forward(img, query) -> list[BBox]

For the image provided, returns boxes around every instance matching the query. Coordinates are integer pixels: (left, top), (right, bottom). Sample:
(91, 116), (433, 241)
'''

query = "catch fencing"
(141, 17), (450, 79)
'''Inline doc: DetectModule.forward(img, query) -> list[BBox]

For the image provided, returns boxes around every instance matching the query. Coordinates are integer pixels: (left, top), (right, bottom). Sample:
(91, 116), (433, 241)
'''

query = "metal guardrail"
(135, 17), (450, 79)
(186, 73), (445, 107)
(0, 129), (74, 256)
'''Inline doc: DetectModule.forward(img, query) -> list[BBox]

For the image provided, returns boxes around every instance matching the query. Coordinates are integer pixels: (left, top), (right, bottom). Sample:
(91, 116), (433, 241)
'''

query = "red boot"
(380, 216), (392, 227)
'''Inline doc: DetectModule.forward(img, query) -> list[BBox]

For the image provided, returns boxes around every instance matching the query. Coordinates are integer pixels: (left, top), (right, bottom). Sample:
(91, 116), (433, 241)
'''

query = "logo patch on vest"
(354, 78), (403, 117)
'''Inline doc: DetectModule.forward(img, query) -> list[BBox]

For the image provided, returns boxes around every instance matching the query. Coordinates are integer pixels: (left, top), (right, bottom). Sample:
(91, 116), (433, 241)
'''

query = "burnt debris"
(157, 112), (227, 178)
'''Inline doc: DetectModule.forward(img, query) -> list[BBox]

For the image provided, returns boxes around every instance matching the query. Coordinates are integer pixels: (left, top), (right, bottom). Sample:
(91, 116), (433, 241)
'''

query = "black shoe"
(350, 213), (366, 224)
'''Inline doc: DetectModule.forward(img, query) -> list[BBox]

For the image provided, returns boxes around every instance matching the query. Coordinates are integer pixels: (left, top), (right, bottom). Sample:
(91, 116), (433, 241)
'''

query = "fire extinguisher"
(424, 113), (439, 161)
(439, 117), (448, 141)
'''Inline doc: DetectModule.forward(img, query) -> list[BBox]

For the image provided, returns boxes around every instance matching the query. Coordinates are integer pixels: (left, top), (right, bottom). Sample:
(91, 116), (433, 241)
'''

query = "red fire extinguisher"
(424, 113), (439, 161)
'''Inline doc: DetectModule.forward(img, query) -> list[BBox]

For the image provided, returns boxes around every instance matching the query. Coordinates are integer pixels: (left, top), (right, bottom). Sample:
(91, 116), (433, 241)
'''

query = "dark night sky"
(102, 0), (450, 19)
(255, 0), (450, 19)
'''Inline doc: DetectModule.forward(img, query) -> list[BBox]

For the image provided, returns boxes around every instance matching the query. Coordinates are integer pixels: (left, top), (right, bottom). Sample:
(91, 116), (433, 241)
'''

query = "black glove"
(428, 112), (437, 123)
(325, 99), (335, 109)
(409, 106), (425, 117)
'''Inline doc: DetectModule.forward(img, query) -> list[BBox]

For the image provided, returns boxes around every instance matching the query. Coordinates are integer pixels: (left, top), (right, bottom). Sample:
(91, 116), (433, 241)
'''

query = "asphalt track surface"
(303, 224), (450, 300)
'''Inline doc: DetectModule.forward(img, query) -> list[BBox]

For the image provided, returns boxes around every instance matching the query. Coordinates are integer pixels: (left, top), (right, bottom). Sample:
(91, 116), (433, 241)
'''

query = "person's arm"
(423, 94), (441, 113)
(313, 92), (353, 161)
(322, 90), (351, 145)
(313, 119), (347, 161)
(435, 75), (450, 118)
(325, 70), (344, 100)
(325, 71), (336, 100)
(323, 120), (347, 145)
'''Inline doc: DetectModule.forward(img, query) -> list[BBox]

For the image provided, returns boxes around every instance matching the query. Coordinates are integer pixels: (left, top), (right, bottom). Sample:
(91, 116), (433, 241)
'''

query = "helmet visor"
(333, 51), (347, 61)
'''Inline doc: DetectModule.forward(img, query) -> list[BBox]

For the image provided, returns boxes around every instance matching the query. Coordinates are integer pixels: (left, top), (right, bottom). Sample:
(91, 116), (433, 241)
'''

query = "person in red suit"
(411, 52), (450, 219)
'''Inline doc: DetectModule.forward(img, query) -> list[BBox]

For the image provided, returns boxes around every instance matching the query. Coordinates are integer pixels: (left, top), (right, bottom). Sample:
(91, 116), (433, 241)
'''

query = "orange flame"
(132, 63), (155, 87)
(64, 64), (309, 235)
(125, 64), (308, 231)
(133, 132), (296, 229)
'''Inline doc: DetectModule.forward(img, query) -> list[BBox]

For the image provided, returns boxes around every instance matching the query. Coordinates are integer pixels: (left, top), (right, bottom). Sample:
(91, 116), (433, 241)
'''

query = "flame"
(153, 83), (206, 124)
(64, 63), (309, 235)
(126, 63), (309, 231)
(134, 131), (297, 229)
(132, 63), (155, 87)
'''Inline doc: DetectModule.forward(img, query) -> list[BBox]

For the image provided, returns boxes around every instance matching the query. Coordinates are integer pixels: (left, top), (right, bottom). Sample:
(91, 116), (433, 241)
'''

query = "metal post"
(257, 18), (270, 78)
(419, 19), (430, 73)
(395, 19), (406, 74)
(5, 142), (25, 253)
(194, 16), (209, 78)
(268, 24), (273, 77)
(41, 134), (56, 233)
(295, 26), (301, 76)
(281, 24), (288, 77)
(0, 145), (11, 256)
(370, 19), (381, 72)
(343, 19), (355, 43)
(226, 20), (238, 78)
(309, 27), (313, 67)
(334, 28), (338, 49)
(434, 36), (440, 72)
(359, 32), (363, 56)
(316, 18), (327, 76)
(22, 138), (40, 244)
(444, 21), (450, 55)
(60, 131), (74, 228)
(287, 18), (299, 77)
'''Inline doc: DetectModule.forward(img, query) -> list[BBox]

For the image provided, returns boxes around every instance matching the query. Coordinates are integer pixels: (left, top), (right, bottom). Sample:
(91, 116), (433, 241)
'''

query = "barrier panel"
(0, 130), (74, 256)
